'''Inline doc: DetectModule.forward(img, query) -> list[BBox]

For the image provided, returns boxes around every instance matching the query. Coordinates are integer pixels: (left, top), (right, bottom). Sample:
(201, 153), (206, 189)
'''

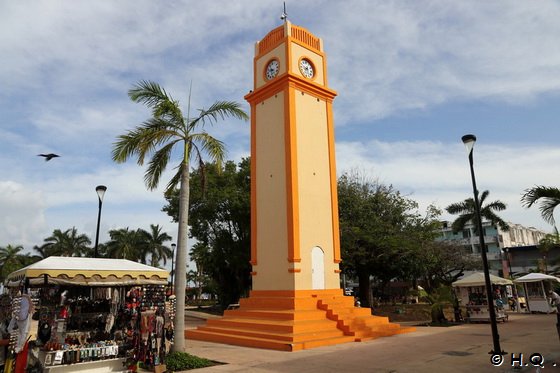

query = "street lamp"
(94, 185), (107, 258)
(171, 243), (176, 293)
(461, 134), (504, 355)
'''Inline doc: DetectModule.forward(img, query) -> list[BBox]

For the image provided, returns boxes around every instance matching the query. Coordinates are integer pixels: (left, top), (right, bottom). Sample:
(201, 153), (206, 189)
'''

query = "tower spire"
(280, 2), (288, 22)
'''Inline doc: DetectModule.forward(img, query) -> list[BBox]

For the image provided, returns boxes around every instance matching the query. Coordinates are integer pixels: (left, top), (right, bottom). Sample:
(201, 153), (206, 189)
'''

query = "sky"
(2, 1), (560, 259)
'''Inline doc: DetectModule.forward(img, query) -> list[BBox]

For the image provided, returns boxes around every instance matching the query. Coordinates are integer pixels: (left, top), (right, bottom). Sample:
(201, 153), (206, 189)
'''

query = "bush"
(164, 351), (215, 371)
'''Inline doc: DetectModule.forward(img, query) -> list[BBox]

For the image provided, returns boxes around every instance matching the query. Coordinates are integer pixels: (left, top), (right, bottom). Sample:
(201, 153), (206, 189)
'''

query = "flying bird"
(38, 153), (60, 161)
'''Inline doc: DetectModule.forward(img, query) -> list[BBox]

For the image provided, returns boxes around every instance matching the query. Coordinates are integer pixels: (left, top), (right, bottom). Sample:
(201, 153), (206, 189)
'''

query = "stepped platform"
(185, 289), (415, 351)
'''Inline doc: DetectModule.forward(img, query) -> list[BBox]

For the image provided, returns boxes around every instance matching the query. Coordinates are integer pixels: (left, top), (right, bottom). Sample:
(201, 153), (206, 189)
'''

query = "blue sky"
(2, 1), (560, 255)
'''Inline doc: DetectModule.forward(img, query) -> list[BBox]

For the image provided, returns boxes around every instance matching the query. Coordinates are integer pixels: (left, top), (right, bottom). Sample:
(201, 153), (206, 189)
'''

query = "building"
(438, 221), (548, 276)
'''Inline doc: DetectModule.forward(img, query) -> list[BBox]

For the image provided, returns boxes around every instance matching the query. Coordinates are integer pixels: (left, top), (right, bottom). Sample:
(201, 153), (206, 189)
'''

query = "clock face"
(266, 60), (279, 80)
(299, 59), (314, 78)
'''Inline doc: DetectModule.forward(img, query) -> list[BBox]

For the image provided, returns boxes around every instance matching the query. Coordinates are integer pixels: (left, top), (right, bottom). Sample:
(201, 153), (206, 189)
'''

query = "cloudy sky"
(2, 1), (560, 257)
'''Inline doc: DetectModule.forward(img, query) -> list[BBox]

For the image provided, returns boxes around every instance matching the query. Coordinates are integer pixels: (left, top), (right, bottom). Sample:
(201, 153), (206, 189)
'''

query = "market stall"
(452, 272), (512, 323)
(2, 256), (174, 373)
(514, 273), (560, 313)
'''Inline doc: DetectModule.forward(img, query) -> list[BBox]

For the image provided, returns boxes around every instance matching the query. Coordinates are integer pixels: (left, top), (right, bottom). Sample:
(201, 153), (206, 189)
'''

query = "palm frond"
(128, 80), (173, 109)
(521, 185), (560, 225)
(190, 133), (226, 166)
(164, 166), (182, 195)
(144, 142), (175, 190)
(188, 101), (249, 131)
(445, 200), (473, 215)
(450, 214), (473, 234)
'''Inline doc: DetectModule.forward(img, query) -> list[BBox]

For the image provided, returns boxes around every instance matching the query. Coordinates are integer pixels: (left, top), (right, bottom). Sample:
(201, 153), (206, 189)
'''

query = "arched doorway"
(311, 246), (325, 289)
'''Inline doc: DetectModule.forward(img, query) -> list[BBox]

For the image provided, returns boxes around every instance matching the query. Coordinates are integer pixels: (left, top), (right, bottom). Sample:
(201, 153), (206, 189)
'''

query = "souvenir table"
(4, 257), (174, 373)
(452, 272), (513, 323)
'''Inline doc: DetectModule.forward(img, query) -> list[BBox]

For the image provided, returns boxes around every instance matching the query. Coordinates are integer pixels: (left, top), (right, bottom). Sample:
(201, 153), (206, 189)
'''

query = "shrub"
(164, 351), (215, 371)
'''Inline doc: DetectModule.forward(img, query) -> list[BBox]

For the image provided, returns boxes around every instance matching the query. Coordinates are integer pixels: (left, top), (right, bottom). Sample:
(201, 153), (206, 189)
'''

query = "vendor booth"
(514, 273), (560, 313)
(1, 256), (173, 373)
(452, 272), (512, 323)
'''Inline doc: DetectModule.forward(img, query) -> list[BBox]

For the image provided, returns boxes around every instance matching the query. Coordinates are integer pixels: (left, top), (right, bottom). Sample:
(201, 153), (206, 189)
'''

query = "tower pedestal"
(185, 289), (415, 351)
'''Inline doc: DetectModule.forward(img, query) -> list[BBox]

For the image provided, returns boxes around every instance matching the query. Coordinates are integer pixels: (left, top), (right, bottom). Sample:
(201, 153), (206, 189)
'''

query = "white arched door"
(311, 246), (325, 289)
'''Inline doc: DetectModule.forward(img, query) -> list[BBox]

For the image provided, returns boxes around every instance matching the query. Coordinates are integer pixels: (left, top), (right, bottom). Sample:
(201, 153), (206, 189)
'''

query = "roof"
(514, 273), (560, 283)
(5, 256), (169, 287)
(452, 272), (513, 287)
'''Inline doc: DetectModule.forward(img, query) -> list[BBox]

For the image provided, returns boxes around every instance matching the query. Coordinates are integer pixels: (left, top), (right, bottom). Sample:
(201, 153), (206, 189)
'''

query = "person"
(549, 290), (560, 312)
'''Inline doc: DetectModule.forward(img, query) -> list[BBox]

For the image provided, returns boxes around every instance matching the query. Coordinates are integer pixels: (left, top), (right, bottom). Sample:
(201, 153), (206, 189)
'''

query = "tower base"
(185, 289), (415, 351)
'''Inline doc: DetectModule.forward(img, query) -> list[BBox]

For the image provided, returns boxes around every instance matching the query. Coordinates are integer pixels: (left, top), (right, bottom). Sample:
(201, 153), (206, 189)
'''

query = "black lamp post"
(461, 134), (504, 355)
(171, 243), (176, 292)
(94, 185), (107, 258)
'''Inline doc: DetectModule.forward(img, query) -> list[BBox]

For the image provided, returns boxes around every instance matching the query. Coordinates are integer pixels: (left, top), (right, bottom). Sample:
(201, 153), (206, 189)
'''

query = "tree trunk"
(358, 270), (372, 308)
(172, 159), (190, 352)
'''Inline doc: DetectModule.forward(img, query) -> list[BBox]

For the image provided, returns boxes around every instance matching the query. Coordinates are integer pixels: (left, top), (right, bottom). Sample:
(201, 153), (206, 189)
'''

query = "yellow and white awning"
(5, 256), (169, 287)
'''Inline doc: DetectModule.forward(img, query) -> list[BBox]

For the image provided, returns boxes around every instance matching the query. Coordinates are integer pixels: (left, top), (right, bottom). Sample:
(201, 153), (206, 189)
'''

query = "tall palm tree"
(112, 80), (248, 351)
(521, 185), (560, 228)
(42, 227), (91, 257)
(445, 190), (510, 234)
(139, 224), (173, 267)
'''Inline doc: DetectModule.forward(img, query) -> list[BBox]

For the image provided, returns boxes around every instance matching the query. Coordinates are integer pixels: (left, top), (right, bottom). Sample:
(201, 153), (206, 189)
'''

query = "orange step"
(185, 289), (415, 351)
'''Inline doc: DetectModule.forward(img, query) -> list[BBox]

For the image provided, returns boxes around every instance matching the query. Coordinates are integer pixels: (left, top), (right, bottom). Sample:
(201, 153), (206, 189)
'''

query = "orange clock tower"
(186, 21), (413, 351)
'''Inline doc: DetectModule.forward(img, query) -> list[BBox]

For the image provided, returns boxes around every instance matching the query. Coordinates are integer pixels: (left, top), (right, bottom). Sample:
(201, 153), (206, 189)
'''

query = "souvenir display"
(1, 284), (174, 372)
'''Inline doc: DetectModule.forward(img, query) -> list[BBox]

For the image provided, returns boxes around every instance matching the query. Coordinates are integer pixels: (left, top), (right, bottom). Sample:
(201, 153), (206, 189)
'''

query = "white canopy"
(5, 256), (169, 287)
(452, 272), (513, 287)
(514, 273), (560, 283)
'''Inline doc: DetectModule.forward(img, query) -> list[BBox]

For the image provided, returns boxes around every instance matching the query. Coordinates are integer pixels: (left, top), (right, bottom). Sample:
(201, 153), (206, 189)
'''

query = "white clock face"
(299, 59), (314, 78)
(266, 60), (279, 80)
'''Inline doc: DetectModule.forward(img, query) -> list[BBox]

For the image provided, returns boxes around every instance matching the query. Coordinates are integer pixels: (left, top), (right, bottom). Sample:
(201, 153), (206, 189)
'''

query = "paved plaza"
(183, 311), (560, 372)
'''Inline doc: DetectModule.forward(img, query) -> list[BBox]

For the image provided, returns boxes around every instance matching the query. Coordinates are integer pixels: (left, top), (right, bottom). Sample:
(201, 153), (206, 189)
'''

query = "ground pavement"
(182, 311), (560, 372)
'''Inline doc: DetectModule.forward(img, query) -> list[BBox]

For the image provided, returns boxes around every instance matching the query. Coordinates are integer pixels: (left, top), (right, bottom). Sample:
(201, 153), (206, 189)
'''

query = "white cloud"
(336, 139), (560, 233)
(2, 0), (560, 251)
(0, 181), (47, 247)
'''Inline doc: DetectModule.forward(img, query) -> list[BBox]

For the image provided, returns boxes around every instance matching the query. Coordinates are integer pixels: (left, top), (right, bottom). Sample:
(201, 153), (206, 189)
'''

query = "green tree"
(338, 171), (419, 307)
(41, 227), (92, 257)
(163, 159), (252, 309)
(139, 224), (173, 267)
(445, 190), (509, 235)
(105, 227), (144, 261)
(537, 232), (560, 273)
(112, 80), (248, 351)
(0, 244), (25, 281)
(521, 186), (560, 228)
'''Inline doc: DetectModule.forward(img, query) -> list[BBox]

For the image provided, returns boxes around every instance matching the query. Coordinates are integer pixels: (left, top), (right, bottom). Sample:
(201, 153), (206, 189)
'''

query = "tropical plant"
(105, 227), (144, 261)
(337, 171), (419, 307)
(41, 227), (92, 257)
(138, 224), (173, 267)
(445, 190), (509, 234)
(163, 159), (251, 309)
(112, 80), (248, 351)
(0, 244), (25, 281)
(521, 185), (560, 228)
(537, 232), (560, 273)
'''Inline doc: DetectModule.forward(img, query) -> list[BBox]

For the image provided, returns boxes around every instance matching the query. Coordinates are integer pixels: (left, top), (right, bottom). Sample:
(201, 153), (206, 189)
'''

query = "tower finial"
(280, 2), (288, 22)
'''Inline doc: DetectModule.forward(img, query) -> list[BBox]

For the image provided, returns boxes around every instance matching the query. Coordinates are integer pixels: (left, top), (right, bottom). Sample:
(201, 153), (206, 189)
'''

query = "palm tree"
(521, 185), (560, 228)
(0, 244), (25, 281)
(445, 190), (510, 234)
(105, 228), (144, 261)
(139, 224), (173, 267)
(112, 80), (248, 351)
(42, 227), (91, 257)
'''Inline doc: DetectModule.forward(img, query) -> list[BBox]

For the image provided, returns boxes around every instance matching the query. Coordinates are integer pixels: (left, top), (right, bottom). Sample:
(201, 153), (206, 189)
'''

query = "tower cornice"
(245, 73), (337, 105)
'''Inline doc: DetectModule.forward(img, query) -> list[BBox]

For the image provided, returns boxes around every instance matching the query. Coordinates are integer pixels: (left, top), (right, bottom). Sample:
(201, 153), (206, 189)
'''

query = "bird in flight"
(38, 153), (60, 161)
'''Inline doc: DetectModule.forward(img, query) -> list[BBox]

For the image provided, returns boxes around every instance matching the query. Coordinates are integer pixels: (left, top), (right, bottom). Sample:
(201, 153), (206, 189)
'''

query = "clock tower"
(247, 20), (340, 292)
(186, 21), (414, 351)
